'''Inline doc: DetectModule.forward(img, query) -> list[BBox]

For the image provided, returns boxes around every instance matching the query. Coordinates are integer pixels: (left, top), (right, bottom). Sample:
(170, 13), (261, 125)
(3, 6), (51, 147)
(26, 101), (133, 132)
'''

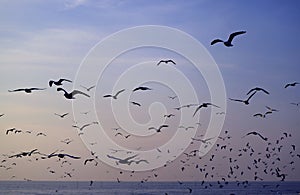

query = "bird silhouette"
(191, 137), (215, 144)
(54, 113), (69, 118)
(57, 88), (90, 99)
(284, 82), (299, 88)
(193, 103), (220, 117)
(103, 89), (125, 99)
(130, 101), (141, 107)
(211, 31), (246, 47)
(164, 114), (175, 118)
(242, 131), (268, 141)
(80, 85), (95, 91)
(229, 91), (257, 105)
(43, 151), (81, 160)
(265, 106), (279, 112)
(246, 87), (269, 95)
(132, 86), (152, 92)
(8, 88), (46, 93)
(157, 59), (176, 66)
(106, 154), (139, 165)
(148, 124), (169, 133)
(49, 78), (72, 87)
(253, 111), (272, 118)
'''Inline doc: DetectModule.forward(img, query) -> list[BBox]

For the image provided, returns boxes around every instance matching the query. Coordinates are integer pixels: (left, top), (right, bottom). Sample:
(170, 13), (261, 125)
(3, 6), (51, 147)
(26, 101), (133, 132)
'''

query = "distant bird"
(72, 122), (96, 131)
(9, 149), (38, 158)
(130, 101), (141, 107)
(211, 31), (246, 47)
(193, 103), (220, 117)
(253, 111), (272, 118)
(290, 102), (300, 106)
(80, 85), (95, 91)
(8, 88), (46, 93)
(103, 89), (125, 99)
(6, 128), (16, 135)
(265, 106), (279, 112)
(132, 86), (152, 92)
(49, 79), (72, 87)
(106, 154), (139, 165)
(61, 139), (73, 145)
(84, 158), (97, 165)
(284, 82), (299, 88)
(192, 137), (215, 144)
(242, 131), (268, 141)
(36, 132), (46, 136)
(57, 88), (90, 99)
(54, 113), (69, 118)
(164, 114), (175, 118)
(44, 151), (80, 160)
(157, 59), (176, 66)
(0, 114), (4, 118)
(247, 87), (269, 95)
(168, 96), (177, 100)
(229, 91), (257, 105)
(148, 124), (169, 133)
(179, 126), (194, 131)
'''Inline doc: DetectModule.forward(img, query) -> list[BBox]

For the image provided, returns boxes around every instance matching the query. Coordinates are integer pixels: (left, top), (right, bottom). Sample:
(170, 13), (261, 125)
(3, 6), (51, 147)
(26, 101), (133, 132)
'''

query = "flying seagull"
(132, 86), (152, 92)
(229, 91), (257, 105)
(193, 103), (220, 117)
(103, 89), (125, 99)
(157, 59), (176, 66)
(49, 78), (72, 87)
(106, 154), (139, 165)
(148, 124), (169, 133)
(253, 111), (272, 118)
(130, 101), (141, 107)
(42, 151), (81, 160)
(211, 31), (246, 47)
(284, 82), (299, 88)
(246, 87), (269, 95)
(80, 85), (95, 91)
(191, 137), (216, 144)
(57, 88), (90, 99)
(54, 113), (69, 118)
(8, 88), (46, 93)
(242, 131), (268, 141)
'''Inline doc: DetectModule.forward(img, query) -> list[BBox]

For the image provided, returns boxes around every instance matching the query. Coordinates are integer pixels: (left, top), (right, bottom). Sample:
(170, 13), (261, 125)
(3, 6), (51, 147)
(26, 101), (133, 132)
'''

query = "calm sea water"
(0, 181), (299, 195)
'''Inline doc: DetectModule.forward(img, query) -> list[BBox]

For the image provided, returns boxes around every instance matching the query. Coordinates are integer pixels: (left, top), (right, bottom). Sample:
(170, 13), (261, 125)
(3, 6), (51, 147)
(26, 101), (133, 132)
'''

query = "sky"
(0, 0), (300, 182)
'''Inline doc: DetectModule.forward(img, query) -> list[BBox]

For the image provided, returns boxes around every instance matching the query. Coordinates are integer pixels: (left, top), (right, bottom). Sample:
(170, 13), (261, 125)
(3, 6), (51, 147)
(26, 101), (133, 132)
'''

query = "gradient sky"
(0, 0), (300, 182)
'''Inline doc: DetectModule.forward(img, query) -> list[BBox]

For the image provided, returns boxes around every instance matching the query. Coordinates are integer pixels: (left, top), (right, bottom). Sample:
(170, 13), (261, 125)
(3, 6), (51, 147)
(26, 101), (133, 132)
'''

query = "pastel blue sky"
(0, 1), (299, 181)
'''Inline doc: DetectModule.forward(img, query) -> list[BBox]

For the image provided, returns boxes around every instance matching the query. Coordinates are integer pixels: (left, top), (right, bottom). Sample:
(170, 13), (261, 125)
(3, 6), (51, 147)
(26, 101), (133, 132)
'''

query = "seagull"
(36, 132), (46, 136)
(265, 106), (279, 112)
(54, 113), (69, 118)
(130, 101), (141, 107)
(284, 82), (299, 88)
(229, 91), (257, 105)
(168, 96), (177, 99)
(253, 111), (272, 118)
(242, 131), (268, 141)
(72, 122), (96, 131)
(211, 31), (246, 47)
(9, 149), (39, 158)
(49, 79), (72, 87)
(157, 59), (176, 66)
(106, 154), (139, 165)
(8, 88), (46, 93)
(6, 128), (16, 135)
(132, 86), (152, 92)
(148, 124), (169, 133)
(246, 87), (269, 95)
(103, 89), (125, 99)
(164, 114), (175, 118)
(191, 137), (216, 144)
(57, 88), (90, 99)
(290, 102), (300, 106)
(193, 103), (220, 117)
(44, 151), (81, 160)
(80, 85), (95, 91)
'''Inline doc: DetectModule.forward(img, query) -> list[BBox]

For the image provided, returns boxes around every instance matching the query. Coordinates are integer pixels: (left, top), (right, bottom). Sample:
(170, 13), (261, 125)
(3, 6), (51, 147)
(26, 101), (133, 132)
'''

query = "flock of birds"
(1, 30), (300, 194)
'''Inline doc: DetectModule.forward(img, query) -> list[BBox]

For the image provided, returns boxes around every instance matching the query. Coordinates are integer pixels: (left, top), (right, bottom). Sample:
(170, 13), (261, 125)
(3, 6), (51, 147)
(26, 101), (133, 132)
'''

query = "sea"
(0, 181), (299, 195)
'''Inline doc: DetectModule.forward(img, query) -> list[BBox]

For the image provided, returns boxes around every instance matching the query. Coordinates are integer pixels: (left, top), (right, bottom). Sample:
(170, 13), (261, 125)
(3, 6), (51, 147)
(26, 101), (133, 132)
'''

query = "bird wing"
(246, 91), (257, 101)
(131, 101), (141, 106)
(30, 88), (46, 91)
(168, 60), (176, 65)
(8, 89), (25, 92)
(157, 60), (164, 66)
(124, 154), (138, 161)
(107, 154), (122, 161)
(103, 94), (113, 98)
(72, 90), (90, 97)
(64, 154), (81, 159)
(260, 88), (269, 94)
(115, 89), (125, 97)
(49, 80), (54, 87)
(159, 125), (169, 130)
(229, 98), (244, 102)
(59, 78), (72, 83)
(284, 83), (290, 88)
(211, 39), (224, 45)
(208, 103), (220, 108)
(227, 31), (246, 44)
(253, 113), (263, 117)
(87, 85), (95, 90)
(192, 105), (202, 117)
